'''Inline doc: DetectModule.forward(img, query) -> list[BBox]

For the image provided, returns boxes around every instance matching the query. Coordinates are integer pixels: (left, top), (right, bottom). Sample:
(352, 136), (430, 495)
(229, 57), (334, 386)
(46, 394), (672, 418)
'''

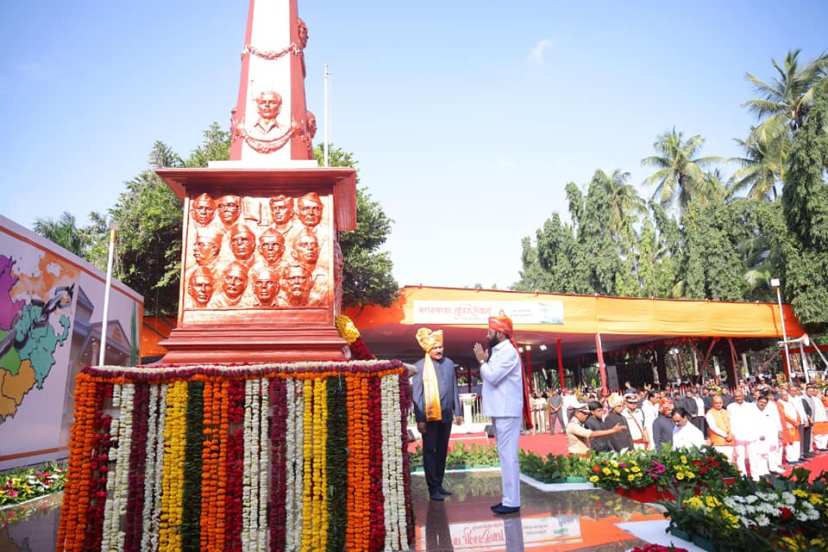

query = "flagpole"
(98, 225), (116, 366)
(323, 64), (330, 167)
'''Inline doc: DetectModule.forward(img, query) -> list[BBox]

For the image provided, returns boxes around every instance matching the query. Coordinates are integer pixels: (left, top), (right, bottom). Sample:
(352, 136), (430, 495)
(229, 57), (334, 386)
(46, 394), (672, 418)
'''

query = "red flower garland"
(368, 377), (385, 551)
(269, 377), (287, 551)
(124, 383), (150, 552)
(224, 380), (245, 552)
(82, 382), (113, 552)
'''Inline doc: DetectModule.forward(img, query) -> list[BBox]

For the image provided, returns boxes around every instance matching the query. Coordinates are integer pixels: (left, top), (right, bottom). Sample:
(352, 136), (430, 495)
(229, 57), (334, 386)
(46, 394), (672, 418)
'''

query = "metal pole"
(595, 333), (608, 394)
(323, 64), (330, 167)
(556, 338), (565, 389)
(776, 286), (793, 382)
(98, 226), (116, 366)
(798, 340), (811, 384)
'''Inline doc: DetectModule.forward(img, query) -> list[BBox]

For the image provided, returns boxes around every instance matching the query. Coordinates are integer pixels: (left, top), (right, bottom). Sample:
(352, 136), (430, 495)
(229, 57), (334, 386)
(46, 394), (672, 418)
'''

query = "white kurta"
(480, 339), (523, 507)
(642, 401), (658, 450)
(755, 404), (783, 476)
(727, 401), (760, 478)
(673, 422), (705, 449)
(811, 395), (828, 449)
(622, 408), (648, 449)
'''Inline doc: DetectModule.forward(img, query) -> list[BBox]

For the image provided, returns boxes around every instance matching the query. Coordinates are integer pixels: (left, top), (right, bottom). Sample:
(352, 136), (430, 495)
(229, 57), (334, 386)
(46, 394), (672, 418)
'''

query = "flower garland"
(398, 372), (415, 547)
(181, 381), (204, 551)
(368, 377), (385, 551)
(225, 380), (245, 552)
(326, 376), (348, 552)
(125, 383), (149, 552)
(269, 378), (287, 551)
(159, 380), (188, 552)
(59, 361), (412, 552)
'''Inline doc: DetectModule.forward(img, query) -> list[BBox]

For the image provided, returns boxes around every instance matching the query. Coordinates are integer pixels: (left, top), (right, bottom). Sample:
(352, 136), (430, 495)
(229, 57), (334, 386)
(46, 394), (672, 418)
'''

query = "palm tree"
(33, 212), (87, 256)
(641, 128), (721, 211)
(602, 169), (646, 242)
(727, 125), (787, 201)
(744, 49), (828, 132)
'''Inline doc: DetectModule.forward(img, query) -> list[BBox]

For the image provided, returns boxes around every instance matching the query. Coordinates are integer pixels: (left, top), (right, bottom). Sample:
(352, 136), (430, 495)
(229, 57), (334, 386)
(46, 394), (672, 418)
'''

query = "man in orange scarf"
(473, 314), (530, 515)
(411, 328), (462, 501)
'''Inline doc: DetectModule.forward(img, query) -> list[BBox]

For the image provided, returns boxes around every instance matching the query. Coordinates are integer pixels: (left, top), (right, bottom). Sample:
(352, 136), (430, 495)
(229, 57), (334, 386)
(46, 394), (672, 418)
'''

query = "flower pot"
(691, 533), (715, 551)
(614, 485), (673, 503)
(669, 527), (690, 541)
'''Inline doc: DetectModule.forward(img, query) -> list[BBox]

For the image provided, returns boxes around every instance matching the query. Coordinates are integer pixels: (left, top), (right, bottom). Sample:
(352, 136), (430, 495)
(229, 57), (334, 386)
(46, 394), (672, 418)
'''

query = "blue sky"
(2, 1), (826, 289)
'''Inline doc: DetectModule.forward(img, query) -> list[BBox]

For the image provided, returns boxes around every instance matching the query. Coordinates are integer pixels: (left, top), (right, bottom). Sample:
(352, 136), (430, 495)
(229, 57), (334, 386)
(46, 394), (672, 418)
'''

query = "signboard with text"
(411, 300), (564, 325)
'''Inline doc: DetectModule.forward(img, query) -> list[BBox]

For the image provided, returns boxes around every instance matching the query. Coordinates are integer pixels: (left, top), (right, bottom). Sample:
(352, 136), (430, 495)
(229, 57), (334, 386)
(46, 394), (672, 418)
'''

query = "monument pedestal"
(156, 167), (356, 364)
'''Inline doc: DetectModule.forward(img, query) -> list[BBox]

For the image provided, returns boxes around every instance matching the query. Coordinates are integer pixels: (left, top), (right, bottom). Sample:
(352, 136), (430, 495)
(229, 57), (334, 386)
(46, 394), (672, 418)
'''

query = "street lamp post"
(771, 278), (793, 382)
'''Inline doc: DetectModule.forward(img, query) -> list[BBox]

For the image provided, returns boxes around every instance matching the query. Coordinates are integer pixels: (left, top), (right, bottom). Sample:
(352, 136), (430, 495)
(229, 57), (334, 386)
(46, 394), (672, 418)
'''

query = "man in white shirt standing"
(807, 384), (828, 451)
(621, 394), (650, 450)
(754, 394), (784, 477)
(672, 407), (706, 449)
(642, 392), (659, 450)
(727, 391), (761, 478)
(473, 314), (527, 516)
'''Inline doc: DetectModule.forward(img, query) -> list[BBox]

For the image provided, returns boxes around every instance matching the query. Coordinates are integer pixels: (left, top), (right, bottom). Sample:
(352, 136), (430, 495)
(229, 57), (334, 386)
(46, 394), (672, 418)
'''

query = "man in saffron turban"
(473, 313), (529, 515)
(411, 328), (462, 502)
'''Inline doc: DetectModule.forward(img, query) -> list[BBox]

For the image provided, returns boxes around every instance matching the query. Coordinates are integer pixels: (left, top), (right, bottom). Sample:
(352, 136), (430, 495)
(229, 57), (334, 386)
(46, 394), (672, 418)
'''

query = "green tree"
(744, 49), (828, 133)
(641, 128), (721, 211)
(313, 144), (399, 308)
(33, 212), (88, 257)
(781, 87), (828, 328)
(728, 126), (788, 201)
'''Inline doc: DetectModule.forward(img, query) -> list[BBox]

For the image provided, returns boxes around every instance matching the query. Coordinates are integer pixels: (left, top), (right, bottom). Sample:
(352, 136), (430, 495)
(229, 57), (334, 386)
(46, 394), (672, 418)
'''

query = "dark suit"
(412, 356), (461, 495)
(800, 395), (814, 457)
(585, 416), (612, 452)
(653, 415), (675, 450)
(681, 396), (706, 434)
(604, 411), (634, 452)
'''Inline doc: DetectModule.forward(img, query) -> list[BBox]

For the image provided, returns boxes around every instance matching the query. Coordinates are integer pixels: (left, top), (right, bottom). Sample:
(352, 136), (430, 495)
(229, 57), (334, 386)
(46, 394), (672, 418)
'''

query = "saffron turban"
(607, 393), (624, 409)
(416, 328), (443, 352)
(488, 314), (513, 336)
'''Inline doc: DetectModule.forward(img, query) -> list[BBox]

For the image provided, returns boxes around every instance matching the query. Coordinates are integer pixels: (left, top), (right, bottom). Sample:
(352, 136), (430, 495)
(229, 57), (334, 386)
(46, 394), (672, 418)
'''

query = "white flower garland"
(285, 380), (296, 551)
(140, 384), (160, 552)
(389, 374), (409, 550)
(257, 378), (270, 552)
(242, 379), (256, 547)
(381, 376), (395, 551)
(100, 384), (121, 552)
(149, 385), (167, 552)
(292, 379), (305, 552)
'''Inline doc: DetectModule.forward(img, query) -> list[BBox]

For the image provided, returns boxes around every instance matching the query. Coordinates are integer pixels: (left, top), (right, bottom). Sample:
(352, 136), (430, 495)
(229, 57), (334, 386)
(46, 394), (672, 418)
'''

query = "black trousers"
(423, 419), (453, 494)
(801, 425), (812, 456)
(691, 416), (706, 435)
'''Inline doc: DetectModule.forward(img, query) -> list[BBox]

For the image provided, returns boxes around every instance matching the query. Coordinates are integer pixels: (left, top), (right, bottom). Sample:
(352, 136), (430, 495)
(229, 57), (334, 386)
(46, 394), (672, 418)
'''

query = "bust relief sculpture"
(228, 224), (256, 263)
(269, 194), (295, 231)
(191, 193), (216, 226)
(250, 264), (281, 307)
(296, 192), (323, 228)
(216, 261), (249, 307)
(258, 227), (286, 267)
(282, 263), (313, 307)
(193, 230), (222, 266)
(217, 195), (242, 227)
(253, 91), (282, 136)
(292, 228), (320, 268)
(188, 266), (215, 307)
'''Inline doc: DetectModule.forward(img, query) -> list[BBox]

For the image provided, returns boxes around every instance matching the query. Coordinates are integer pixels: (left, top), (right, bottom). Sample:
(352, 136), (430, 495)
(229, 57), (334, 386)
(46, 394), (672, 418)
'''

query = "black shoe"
(429, 492), (445, 501)
(490, 502), (502, 512)
(492, 504), (520, 515)
(438, 487), (453, 496)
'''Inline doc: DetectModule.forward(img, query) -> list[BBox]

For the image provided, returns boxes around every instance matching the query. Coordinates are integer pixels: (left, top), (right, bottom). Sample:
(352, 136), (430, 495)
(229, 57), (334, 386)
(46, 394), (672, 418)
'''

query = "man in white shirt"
(642, 392), (659, 450)
(672, 407), (706, 449)
(754, 394), (783, 477)
(473, 314), (527, 516)
(561, 389), (578, 426)
(807, 384), (828, 450)
(727, 391), (761, 478)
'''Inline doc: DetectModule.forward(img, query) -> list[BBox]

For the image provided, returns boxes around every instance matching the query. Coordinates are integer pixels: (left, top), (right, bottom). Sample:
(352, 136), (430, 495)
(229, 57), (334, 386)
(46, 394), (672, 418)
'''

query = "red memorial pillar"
(595, 333), (608, 394)
(156, 0), (356, 363)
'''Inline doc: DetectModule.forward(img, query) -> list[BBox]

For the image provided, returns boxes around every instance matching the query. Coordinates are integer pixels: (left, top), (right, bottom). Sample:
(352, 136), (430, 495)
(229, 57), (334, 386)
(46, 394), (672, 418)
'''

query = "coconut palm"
(641, 128), (721, 211)
(602, 169), (646, 242)
(727, 125), (787, 201)
(744, 49), (828, 132)
(33, 212), (87, 256)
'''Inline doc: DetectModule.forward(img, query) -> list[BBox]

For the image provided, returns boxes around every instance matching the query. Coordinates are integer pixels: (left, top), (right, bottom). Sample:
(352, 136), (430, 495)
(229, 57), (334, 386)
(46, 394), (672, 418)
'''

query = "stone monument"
(156, 0), (356, 363)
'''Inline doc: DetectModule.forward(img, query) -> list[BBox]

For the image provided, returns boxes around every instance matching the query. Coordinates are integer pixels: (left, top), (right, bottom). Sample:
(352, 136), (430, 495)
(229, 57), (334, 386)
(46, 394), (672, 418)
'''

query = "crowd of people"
(538, 380), (828, 480)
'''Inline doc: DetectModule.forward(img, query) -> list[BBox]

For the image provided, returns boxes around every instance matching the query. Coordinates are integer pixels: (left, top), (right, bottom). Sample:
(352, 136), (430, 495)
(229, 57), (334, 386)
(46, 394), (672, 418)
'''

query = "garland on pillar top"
(336, 315), (376, 361)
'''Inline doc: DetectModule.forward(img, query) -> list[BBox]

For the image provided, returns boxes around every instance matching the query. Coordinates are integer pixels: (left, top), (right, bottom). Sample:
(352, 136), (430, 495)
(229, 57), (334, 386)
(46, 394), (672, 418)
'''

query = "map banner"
(411, 300), (564, 325)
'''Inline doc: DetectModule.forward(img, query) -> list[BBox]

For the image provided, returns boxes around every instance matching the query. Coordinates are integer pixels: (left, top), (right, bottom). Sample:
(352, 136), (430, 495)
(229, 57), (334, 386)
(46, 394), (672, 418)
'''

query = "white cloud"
(528, 39), (552, 65)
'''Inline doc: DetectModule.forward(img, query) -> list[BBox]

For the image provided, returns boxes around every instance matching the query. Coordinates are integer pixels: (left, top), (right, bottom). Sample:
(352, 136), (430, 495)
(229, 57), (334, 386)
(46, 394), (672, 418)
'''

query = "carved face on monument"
(229, 225), (256, 261)
(255, 91), (282, 122)
(222, 262), (248, 300)
(297, 18), (309, 49)
(217, 195), (242, 226)
(269, 195), (294, 226)
(258, 228), (285, 266)
(292, 230), (320, 266)
(282, 263), (312, 305)
(250, 264), (281, 306)
(193, 231), (222, 266)
(306, 112), (317, 139)
(188, 267), (215, 307)
(191, 194), (216, 226)
(297, 193), (323, 228)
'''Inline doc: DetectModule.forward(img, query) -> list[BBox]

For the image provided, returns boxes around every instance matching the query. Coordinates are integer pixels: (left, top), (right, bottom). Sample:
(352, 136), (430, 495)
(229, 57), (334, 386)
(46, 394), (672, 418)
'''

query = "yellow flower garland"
(301, 379), (314, 551)
(159, 381), (188, 552)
